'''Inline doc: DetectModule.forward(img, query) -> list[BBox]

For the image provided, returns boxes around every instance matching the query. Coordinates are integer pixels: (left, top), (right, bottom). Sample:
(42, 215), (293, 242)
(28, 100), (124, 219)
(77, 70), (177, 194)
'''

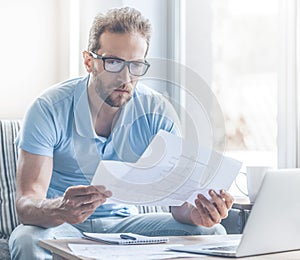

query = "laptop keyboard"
(202, 245), (238, 252)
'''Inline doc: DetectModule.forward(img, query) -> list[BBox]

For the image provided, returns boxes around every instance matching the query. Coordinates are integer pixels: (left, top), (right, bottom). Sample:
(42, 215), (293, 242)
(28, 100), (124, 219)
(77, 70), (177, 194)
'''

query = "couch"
(0, 120), (20, 260)
(0, 120), (248, 259)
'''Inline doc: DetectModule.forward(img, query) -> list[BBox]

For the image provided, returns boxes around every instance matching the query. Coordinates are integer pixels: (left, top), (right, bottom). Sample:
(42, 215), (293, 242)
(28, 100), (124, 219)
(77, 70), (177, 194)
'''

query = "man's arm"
(16, 149), (112, 228)
(171, 189), (234, 227)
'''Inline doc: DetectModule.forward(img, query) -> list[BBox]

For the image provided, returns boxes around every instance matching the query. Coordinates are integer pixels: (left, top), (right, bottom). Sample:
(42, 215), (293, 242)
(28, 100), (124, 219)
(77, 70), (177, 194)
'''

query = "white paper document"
(92, 130), (242, 206)
(68, 243), (200, 259)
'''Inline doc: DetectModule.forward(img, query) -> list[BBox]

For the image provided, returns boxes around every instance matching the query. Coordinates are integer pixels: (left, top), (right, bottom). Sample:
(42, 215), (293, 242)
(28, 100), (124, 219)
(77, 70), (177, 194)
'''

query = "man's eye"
(131, 62), (144, 69)
(106, 59), (122, 65)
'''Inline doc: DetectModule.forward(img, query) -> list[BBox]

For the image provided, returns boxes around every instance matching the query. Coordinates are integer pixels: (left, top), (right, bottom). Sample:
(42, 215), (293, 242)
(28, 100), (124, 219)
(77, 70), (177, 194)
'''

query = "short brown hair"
(88, 7), (152, 56)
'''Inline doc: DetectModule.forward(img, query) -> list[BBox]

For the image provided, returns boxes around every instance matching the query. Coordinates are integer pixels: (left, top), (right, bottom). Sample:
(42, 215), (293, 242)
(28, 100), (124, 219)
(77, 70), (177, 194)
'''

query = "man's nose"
(118, 65), (131, 83)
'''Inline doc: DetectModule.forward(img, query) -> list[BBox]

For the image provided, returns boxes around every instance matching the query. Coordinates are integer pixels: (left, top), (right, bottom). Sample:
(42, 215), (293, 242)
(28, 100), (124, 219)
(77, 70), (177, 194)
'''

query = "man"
(9, 7), (233, 260)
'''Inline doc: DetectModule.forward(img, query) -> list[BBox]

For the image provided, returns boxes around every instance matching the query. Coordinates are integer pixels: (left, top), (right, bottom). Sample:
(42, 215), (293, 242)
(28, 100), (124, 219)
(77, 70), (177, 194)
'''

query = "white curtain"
(278, 0), (300, 168)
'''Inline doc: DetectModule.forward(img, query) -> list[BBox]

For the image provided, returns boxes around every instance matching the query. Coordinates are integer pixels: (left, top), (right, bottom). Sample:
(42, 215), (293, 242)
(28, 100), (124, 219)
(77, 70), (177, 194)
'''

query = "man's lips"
(113, 89), (130, 93)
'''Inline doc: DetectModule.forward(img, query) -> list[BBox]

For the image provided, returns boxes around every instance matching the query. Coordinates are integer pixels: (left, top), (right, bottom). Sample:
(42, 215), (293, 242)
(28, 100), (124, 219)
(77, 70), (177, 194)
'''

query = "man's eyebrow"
(102, 54), (145, 61)
(103, 54), (120, 58)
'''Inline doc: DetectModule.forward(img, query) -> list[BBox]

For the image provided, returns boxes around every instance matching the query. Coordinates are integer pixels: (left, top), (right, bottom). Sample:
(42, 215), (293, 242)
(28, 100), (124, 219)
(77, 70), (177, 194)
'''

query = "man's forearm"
(16, 196), (65, 228)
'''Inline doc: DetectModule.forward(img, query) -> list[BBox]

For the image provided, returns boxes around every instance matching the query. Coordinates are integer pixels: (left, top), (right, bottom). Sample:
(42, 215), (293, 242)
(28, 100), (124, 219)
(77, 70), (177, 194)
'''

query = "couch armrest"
(221, 208), (251, 234)
(0, 120), (21, 239)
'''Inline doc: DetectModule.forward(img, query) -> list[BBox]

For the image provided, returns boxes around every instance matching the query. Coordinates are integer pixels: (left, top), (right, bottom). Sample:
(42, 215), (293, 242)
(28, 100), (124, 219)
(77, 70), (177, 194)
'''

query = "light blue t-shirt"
(16, 75), (179, 218)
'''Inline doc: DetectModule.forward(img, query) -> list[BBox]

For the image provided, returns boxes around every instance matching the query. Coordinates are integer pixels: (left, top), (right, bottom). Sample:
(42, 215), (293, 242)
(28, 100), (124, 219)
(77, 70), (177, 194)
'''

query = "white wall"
(185, 0), (212, 85)
(0, 0), (62, 119)
(0, 0), (171, 119)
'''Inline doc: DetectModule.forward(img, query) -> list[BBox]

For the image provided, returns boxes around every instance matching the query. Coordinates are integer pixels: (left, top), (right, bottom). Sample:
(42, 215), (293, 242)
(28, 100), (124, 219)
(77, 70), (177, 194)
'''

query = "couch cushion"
(137, 205), (171, 214)
(0, 120), (20, 239)
(0, 238), (10, 260)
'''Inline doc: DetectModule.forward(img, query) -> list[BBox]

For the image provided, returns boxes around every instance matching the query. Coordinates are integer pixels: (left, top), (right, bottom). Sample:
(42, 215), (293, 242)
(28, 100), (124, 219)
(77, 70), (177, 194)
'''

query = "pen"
(120, 234), (137, 240)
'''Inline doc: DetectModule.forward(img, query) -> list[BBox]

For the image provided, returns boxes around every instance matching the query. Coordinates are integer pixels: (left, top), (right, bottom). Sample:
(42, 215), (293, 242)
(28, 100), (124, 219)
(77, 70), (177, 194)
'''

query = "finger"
(80, 199), (105, 212)
(82, 191), (111, 205)
(66, 197), (106, 215)
(67, 209), (95, 224)
(63, 192), (108, 208)
(194, 198), (207, 216)
(209, 190), (228, 218)
(194, 198), (215, 227)
(80, 193), (109, 205)
(197, 194), (221, 224)
(92, 185), (112, 197)
(65, 185), (111, 197)
(62, 196), (85, 208)
(220, 189), (234, 209)
(64, 185), (94, 197)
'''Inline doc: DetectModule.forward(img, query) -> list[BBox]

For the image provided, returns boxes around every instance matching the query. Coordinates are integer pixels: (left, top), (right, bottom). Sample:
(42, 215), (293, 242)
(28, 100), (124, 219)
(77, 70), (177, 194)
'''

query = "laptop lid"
(169, 169), (300, 257)
(236, 169), (300, 257)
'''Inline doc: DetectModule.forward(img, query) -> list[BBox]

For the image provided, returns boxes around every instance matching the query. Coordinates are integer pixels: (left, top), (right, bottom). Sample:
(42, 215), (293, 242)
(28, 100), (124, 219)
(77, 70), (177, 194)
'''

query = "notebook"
(83, 232), (169, 245)
(169, 169), (300, 257)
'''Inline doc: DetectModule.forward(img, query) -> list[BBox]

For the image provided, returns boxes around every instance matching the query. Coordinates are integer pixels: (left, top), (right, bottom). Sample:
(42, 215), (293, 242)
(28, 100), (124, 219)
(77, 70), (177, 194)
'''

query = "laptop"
(169, 169), (300, 257)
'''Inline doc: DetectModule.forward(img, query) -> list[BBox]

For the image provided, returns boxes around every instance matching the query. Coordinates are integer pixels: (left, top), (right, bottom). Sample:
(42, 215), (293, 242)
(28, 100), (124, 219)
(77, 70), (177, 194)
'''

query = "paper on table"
(68, 243), (201, 259)
(92, 130), (242, 206)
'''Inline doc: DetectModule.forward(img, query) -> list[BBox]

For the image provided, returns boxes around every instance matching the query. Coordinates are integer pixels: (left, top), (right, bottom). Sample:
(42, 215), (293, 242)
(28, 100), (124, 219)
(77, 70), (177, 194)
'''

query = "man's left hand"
(190, 189), (234, 227)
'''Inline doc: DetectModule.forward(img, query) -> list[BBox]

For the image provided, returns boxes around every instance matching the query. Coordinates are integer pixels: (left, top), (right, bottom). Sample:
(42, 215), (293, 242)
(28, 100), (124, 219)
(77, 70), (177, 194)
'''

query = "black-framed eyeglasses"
(89, 51), (150, 76)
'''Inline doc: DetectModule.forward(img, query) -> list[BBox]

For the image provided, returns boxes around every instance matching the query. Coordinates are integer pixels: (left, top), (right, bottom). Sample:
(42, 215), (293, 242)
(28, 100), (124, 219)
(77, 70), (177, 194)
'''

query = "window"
(211, 0), (278, 165)
(183, 0), (279, 195)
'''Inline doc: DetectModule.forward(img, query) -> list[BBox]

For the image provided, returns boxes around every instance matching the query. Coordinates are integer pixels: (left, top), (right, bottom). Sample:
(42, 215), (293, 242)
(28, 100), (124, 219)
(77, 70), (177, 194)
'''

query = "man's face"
(89, 32), (148, 107)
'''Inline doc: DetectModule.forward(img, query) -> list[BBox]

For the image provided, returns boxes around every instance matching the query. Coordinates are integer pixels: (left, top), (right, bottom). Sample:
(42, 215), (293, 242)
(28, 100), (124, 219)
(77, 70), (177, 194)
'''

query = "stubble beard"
(92, 72), (134, 108)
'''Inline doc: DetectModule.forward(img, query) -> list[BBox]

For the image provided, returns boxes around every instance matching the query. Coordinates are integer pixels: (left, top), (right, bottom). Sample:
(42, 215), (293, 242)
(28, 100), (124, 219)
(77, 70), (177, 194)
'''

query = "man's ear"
(83, 51), (93, 73)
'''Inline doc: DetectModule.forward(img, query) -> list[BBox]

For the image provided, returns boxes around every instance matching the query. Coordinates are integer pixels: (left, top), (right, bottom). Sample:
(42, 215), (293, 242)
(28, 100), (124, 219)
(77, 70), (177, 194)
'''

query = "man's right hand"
(16, 150), (112, 228)
(59, 185), (112, 224)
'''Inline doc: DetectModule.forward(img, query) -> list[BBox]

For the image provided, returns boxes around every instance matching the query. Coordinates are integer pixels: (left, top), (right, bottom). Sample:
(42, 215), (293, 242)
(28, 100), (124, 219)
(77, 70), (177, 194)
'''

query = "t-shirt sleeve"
(15, 98), (57, 157)
(151, 95), (182, 137)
